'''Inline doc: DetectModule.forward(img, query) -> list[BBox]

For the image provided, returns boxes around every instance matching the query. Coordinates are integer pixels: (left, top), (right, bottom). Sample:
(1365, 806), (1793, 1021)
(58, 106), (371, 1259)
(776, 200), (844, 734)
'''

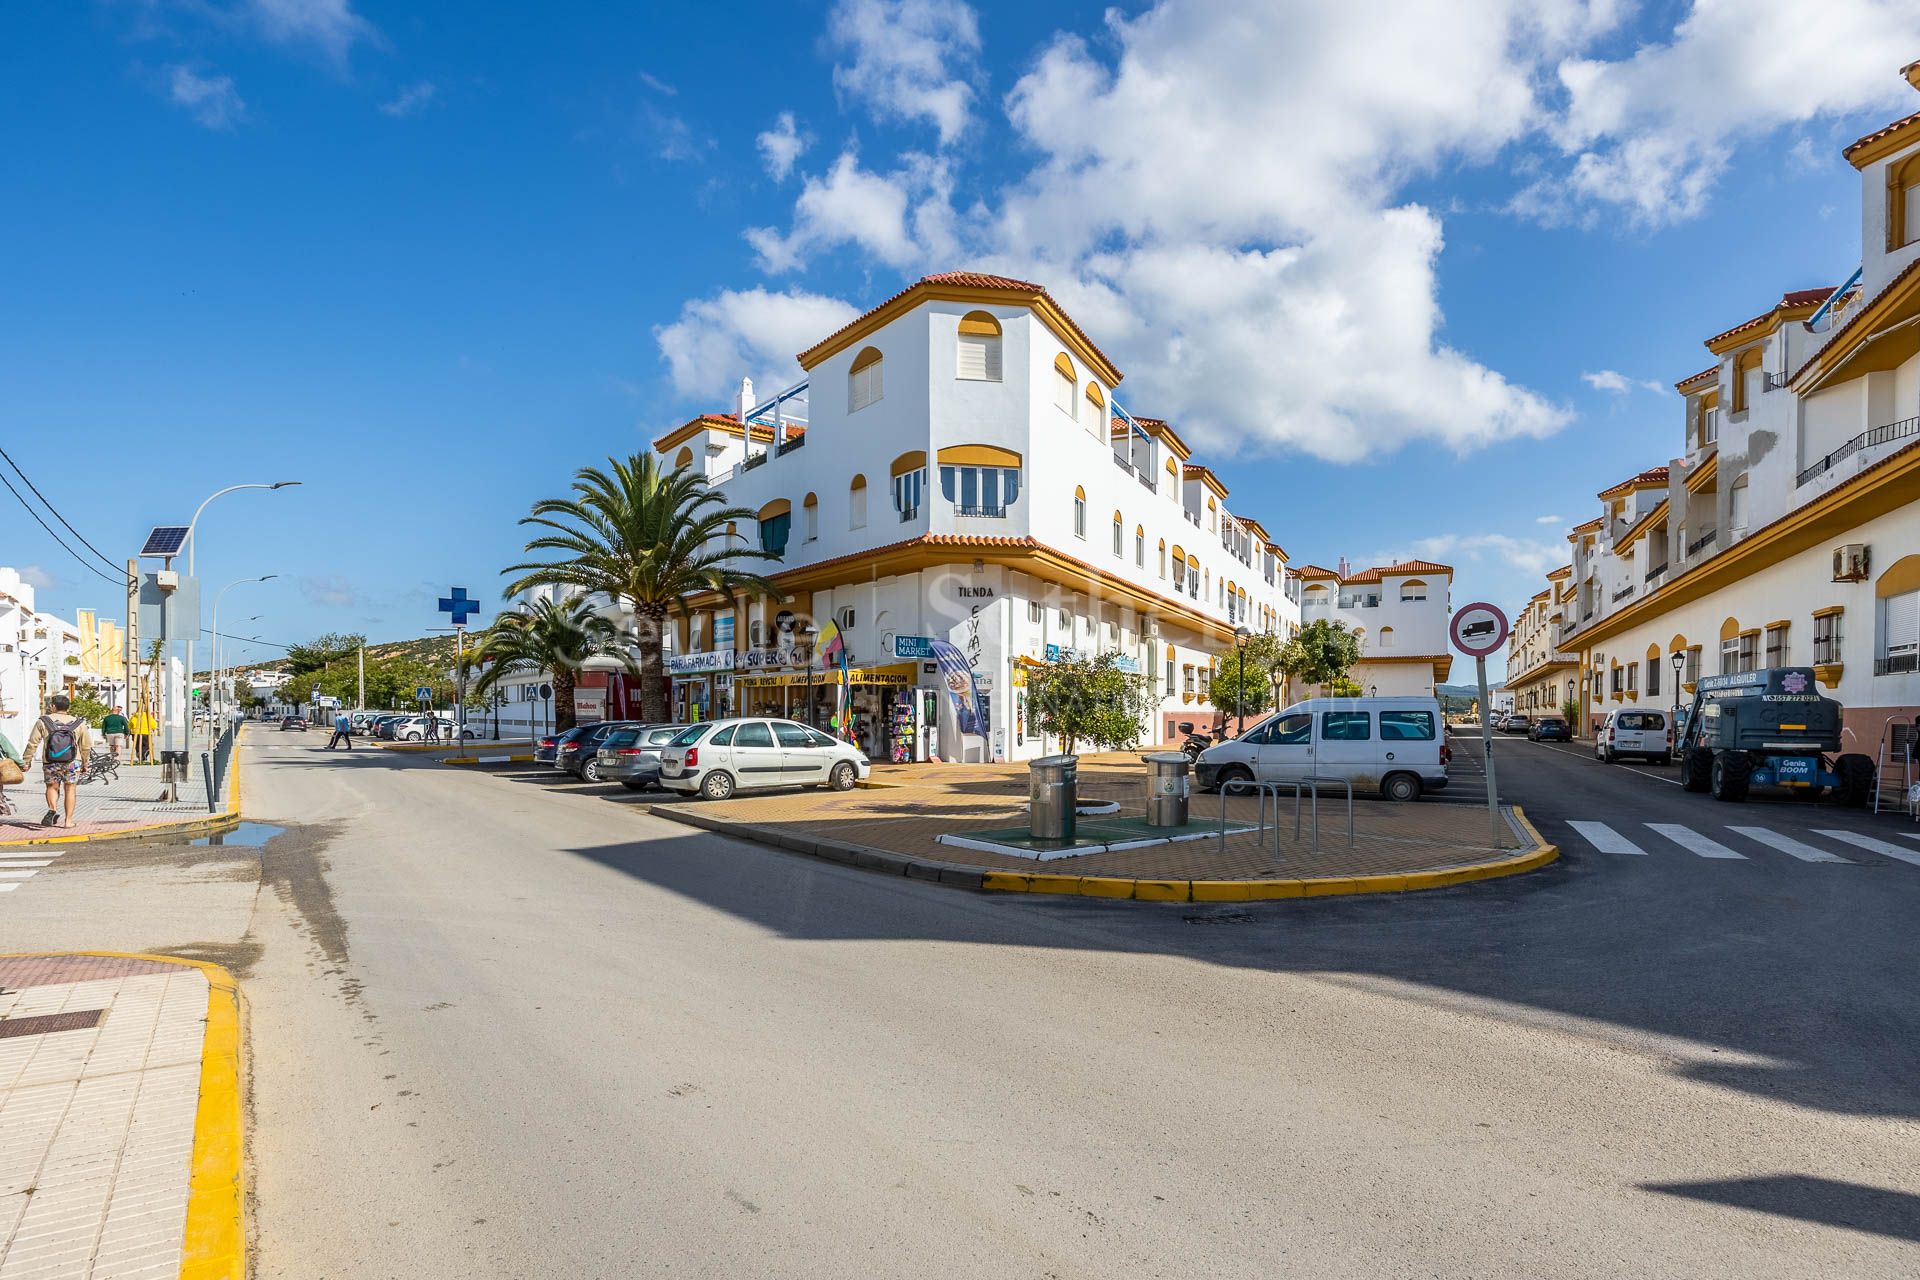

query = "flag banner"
(929, 639), (986, 736)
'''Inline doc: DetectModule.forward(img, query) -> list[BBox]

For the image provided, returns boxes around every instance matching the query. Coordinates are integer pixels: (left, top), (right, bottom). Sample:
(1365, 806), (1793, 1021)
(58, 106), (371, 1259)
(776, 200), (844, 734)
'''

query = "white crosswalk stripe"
(1727, 826), (1854, 864)
(1568, 820), (1646, 855)
(0, 849), (67, 892)
(1645, 823), (1747, 859)
(1814, 830), (1920, 867)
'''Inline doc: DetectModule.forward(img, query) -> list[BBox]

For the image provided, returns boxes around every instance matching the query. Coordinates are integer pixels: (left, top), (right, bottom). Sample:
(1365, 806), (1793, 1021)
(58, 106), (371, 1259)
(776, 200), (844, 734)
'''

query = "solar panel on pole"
(141, 526), (190, 557)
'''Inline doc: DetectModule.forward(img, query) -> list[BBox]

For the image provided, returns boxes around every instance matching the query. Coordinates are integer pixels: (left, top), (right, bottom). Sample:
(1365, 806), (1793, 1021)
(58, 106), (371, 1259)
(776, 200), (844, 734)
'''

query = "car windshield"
(668, 724), (708, 748)
(603, 729), (640, 748)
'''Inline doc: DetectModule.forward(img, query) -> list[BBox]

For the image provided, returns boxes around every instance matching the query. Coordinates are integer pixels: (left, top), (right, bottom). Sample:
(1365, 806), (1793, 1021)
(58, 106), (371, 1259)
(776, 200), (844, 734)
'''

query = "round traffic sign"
(1450, 602), (1510, 658)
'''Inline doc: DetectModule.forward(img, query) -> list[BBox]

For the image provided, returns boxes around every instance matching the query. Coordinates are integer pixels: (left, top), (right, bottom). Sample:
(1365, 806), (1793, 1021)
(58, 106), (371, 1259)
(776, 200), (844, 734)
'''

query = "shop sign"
(665, 650), (735, 675)
(1044, 643), (1083, 663)
(740, 647), (804, 670)
(1113, 655), (1141, 674)
(713, 615), (735, 647)
(893, 634), (935, 659)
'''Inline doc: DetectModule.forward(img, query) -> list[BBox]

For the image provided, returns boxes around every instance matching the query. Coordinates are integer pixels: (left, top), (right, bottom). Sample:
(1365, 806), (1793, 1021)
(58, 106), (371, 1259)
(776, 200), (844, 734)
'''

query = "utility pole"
(358, 644), (365, 711)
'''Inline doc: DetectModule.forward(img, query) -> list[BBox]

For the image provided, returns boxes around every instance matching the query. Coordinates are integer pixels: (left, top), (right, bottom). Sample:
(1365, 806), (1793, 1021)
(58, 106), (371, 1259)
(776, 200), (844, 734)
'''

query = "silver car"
(657, 718), (871, 801)
(595, 724), (690, 791)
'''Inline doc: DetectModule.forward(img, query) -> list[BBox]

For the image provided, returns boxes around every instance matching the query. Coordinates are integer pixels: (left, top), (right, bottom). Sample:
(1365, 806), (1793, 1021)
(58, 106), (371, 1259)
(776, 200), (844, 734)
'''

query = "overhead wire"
(0, 468), (122, 586)
(0, 445), (123, 575)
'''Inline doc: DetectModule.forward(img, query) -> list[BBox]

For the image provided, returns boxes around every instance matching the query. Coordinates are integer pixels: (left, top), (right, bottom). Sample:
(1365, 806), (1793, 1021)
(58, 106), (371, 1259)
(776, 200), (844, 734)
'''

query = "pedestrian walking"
(101, 705), (130, 760)
(23, 694), (91, 828)
(129, 706), (156, 762)
(0, 728), (24, 817)
(325, 709), (355, 750)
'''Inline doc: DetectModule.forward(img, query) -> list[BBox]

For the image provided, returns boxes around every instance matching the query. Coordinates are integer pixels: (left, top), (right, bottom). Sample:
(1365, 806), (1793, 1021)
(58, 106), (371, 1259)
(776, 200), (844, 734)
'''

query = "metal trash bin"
(1144, 752), (1192, 827)
(1029, 754), (1078, 841)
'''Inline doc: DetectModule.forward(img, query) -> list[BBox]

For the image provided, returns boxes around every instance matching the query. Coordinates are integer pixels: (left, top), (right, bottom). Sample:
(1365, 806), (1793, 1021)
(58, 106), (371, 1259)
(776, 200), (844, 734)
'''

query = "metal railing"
(1219, 777), (1353, 853)
(1611, 584), (1635, 602)
(898, 506), (918, 522)
(1797, 415), (1920, 486)
(953, 504), (1007, 518)
(1687, 527), (1717, 558)
(1138, 470), (1156, 492)
(1645, 562), (1668, 581)
(1764, 371), (1792, 392)
(776, 434), (806, 456)
(1876, 652), (1918, 676)
(203, 723), (237, 814)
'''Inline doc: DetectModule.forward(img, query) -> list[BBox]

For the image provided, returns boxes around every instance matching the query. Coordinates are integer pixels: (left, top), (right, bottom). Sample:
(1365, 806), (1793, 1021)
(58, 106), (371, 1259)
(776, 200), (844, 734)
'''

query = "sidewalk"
(0, 752), (239, 848)
(0, 953), (244, 1280)
(649, 755), (1557, 901)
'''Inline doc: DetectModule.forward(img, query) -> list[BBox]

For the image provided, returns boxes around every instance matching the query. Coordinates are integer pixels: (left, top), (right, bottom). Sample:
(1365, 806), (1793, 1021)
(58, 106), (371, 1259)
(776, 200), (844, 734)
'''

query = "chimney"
(1337, 556), (1350, 578)
(736, 376), (755, 423)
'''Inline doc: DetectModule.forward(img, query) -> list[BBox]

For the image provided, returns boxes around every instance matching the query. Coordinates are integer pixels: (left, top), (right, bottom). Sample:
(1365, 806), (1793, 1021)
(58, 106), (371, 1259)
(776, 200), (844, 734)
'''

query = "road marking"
(1814, 830), (1920, 867)
(1725, 826), (1853, 864)
(1513, 738), (1684, 787)
(0, 883), (16, 891)
(0, 870), (39, 880)
(1568, 821), (1647, 855)
(1646, 823), (1748, 859)
(0, 859), (53, 868)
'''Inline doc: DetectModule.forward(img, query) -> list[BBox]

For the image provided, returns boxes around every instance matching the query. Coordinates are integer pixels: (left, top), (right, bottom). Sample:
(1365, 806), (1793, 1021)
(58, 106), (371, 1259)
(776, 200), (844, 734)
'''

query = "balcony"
(1611, 584), (1635, 603)
(1797, 414), (1920, 487)
(1876, 652), (1918, 676)
(898, 506), (919, 523)
(776, 434), (806, 457)
(1137, 470), (1156, 493)
(953, 504), (1006, 519)
(1686, 528), (1717, 558)
(1763, 372), (1792, 393)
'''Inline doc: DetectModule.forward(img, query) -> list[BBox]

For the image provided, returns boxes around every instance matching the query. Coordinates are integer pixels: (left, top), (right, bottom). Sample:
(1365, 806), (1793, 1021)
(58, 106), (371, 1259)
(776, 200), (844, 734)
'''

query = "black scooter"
(1177, 720), (1227, 761)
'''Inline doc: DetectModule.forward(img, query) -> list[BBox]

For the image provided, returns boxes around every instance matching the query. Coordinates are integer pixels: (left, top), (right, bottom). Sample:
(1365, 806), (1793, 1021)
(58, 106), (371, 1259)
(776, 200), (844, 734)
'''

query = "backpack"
(41, 715), (77, 764)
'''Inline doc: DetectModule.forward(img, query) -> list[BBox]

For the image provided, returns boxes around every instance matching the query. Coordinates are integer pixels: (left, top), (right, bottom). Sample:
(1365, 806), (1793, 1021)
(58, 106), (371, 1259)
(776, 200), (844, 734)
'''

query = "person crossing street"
(325, 709), (355, 750)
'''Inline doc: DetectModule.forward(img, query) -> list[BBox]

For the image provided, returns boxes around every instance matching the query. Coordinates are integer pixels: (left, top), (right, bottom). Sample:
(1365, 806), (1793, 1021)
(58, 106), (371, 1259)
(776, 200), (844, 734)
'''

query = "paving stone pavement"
(0, 956), (209, 1280)
(0, 765), (214, 842)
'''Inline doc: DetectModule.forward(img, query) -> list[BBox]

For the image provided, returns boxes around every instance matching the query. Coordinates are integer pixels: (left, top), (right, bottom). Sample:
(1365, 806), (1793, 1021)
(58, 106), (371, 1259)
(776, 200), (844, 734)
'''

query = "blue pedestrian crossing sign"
(415, 686), (433, 703)
(437, 587), (480, 626)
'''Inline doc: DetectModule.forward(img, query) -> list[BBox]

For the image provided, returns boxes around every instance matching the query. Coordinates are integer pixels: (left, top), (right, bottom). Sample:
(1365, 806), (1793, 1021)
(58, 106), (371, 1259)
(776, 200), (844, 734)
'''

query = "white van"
(1194, 697), (1450, 801)
(1596, 707), (1673, 764)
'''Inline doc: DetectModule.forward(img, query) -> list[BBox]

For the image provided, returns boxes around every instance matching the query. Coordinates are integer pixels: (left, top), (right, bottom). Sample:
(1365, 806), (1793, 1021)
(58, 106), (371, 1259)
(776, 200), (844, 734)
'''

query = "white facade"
(1291, 559), (1455, 697)
(0, 569), (85, 748)
(1533, 68), (1920, 749)
(651, 272), (1302, 760)
(1503, 571), (1578, 716)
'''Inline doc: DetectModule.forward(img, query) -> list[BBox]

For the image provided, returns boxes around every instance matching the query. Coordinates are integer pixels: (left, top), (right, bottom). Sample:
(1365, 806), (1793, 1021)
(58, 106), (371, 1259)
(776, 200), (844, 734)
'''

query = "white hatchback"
(657, 718), (872, 800)
(1596, 708), (1673, 764)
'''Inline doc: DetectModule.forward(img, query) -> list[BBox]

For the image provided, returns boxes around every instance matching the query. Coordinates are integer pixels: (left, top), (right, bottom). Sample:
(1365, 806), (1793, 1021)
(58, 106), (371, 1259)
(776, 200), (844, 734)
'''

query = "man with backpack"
(23, 694), (91, 829)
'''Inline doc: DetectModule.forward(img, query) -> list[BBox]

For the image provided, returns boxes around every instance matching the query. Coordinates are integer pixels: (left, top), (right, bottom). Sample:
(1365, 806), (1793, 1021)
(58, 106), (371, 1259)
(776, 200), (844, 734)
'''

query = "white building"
(649, 271), (1302, 761)
(1503, 565), (1578, 717)
(1288, 559), (1455, 697)
(0, 569), (86, 747)
(1538, 61), (1920, 755)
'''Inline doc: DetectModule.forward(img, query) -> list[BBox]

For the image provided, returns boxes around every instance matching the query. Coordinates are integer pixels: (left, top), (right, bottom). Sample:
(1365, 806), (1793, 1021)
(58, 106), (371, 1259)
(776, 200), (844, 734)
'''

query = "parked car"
(1529, 715), (1570, 742)
(372, 714), (407, 740)
(1193, 697), (1449, 802)
(1596, 708), (1674, 764)
(279, 714), (308, 731)
(534, 733), (561, 765)
(658, 718), (871, 800)
(349, 710), (379, 734)
(596, 724), (691, 791)
(1501, 713), (1532, 735)
(555, 720), (644, 780)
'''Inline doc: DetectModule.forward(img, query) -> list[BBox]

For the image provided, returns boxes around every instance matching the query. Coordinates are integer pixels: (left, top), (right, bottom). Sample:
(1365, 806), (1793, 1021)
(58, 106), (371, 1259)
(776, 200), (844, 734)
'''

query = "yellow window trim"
(756, 499), (791, 520)
(1811, 605), (1845, 618)
(936, 444), (1021, 467)
(957, 311), (1001, 337)
(889, 450), (927, 478)
(850, 346), (883, 373)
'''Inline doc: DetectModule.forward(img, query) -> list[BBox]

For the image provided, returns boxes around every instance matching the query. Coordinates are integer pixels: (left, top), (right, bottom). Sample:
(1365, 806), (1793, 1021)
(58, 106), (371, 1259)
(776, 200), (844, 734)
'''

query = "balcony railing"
(1611, 584), (1635, 603)
(898, 506), (919, 523)
(1876, 652), (1918, 676)
(776, 434), (807, 456)
(1645, 561), (1668, 582)
(1686, 527), (1717, 558)
(1763, 371), (1792, 393)
(1137, 470), (1156, 492)
(953, 504), (1006, 519)
(1797, 415), (1920, 486)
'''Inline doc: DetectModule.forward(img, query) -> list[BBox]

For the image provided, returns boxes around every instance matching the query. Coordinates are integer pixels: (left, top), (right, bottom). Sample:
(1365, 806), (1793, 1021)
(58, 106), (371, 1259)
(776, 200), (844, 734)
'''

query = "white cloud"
(1535, 514), (1563, 525)
(828, 0), (981, 145)
(244, 0), (377, 65)
(1581, 368), (1666, 395)
(638, 71), (678, 97)
(747, 151), (953, 272)
(165, 64), (246, 130)
(1391, 533), (1567, 578)
(17, 566), (57, 590)
(1525, 0), (1920, 226)
(757, 112), (810, 182)
(654, 287), (861, 400)
(298, 574), (357, 608)
(379, 81), (436, 118)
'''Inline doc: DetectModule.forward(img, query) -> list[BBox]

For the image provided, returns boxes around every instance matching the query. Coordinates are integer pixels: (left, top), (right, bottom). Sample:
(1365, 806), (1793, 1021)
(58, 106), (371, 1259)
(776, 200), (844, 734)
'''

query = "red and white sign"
(1450, 602), (1510, 658)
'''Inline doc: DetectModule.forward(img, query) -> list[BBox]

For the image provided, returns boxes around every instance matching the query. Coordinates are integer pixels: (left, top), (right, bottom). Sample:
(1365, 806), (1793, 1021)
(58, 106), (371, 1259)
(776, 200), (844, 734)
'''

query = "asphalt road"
(6, 727), (1919, 1277)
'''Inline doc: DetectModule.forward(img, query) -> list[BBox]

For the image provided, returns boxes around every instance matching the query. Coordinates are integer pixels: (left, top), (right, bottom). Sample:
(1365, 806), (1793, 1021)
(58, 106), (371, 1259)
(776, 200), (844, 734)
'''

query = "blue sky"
(5, 0), (1919, 677)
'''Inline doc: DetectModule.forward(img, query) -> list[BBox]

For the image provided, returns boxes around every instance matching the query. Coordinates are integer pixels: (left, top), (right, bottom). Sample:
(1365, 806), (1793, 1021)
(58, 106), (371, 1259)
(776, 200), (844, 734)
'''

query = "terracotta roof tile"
(1597, 465), (1669, 499)
(1378, 559), (1450, 576)
(1704, 287), (1835, 350)
(1844, 107), (1920, 163)
(1789, 252), (1920, 387)
(1674, 365), (1718, 392)
(1290, 564), (1339, 579)
(919, 270), (1044, 290)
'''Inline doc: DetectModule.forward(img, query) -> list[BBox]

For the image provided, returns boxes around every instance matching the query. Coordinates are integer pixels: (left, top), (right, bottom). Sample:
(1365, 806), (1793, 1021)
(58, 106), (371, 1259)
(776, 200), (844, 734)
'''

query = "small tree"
(1027, 651), (1155, 756)
(1560, 696), (1584, 735)
(1280, 619), (1362, 696)
(1213, 632), (1285, 732)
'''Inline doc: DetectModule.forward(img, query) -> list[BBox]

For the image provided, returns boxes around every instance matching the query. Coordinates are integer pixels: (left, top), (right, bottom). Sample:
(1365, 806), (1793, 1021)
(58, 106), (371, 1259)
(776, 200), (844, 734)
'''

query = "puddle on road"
(191, 821), (285, 847)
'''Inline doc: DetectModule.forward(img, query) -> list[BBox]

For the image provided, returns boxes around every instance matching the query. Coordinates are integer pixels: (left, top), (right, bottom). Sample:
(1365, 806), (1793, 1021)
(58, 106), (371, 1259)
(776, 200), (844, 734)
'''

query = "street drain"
(1183, 911), (1257, 925)
(0, 1010), (106, 1039)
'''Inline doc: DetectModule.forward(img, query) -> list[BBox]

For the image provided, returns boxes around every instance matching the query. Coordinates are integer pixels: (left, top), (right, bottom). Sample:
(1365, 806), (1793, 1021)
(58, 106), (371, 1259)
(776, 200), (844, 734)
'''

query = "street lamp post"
(175, 481), (300, 758)
(797, 623), (818, 728)
(1232, 625), (1251, 735)
(210, 576), (276, 745)
(1671, 649), (1686, 741)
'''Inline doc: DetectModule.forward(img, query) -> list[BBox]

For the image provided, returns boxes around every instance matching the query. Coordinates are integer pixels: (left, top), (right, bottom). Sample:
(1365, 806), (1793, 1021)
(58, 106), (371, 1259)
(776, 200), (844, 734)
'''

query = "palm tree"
(465, 597), (634, 733)
(502, 453), (779, 723)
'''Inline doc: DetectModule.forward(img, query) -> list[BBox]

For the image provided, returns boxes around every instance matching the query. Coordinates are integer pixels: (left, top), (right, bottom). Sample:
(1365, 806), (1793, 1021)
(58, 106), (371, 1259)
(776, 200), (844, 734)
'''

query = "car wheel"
(700, 770), (736, 801)
(1833, 753), (1875, 807)
(621, 779), (648, 792)
(1212, 764), (1254, 795)
(829, 761), (858, 791)
(1679, 747), (1713, 793)
(583, 759), (602, 782)
(1656, 754), (1672, 767)
(1381, 772), (1421, 802)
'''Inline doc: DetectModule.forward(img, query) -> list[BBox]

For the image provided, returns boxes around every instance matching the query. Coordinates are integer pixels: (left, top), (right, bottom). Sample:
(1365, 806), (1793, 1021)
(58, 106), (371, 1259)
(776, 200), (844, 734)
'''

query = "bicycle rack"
(1218, 777), (1355, 854)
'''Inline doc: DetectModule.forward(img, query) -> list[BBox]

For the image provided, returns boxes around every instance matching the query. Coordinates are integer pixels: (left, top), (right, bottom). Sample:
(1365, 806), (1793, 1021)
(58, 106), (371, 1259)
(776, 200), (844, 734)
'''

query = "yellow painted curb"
(0, 726), (246, 850)
(0, 951), (247, 1279)
(977, 805), (1559, 902)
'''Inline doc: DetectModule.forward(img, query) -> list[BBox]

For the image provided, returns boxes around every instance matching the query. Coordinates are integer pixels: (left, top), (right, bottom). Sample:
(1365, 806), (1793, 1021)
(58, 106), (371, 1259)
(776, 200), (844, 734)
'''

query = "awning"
(733, 661), (918, 689)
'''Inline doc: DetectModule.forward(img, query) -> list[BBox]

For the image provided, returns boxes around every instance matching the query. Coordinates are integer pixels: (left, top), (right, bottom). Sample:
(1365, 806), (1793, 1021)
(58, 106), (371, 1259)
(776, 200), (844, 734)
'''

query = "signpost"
(1449, 602), (1511, 848)
(438, 588), (481, 743)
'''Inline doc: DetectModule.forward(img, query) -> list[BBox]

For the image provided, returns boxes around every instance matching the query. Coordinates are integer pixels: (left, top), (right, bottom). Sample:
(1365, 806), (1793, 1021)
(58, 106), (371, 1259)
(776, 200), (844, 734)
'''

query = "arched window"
(1073, 486), (1087, 539)
(956, 311), (1002, 381)
(756, 499), (791, 557)
(1379, 626), (1395, 649)
(1876, 553), (1920, 674)
(802, 491), (818, 541)
(1185, 554), (1199, 596)
(1135, 524), (1145, 568)
(1164, 457), (1178, 489)
(1728, 474), (1751, 538)
(674, 446), (694, 470)
(1352, 626), (1367, 649)
(849, 474), (868, 529)
(1207, 496), (1217, 533)
(890, 451), (927, 519)
(936, 445), (1022, 517)
(1400, 578), (1428, 602)
(1719, 616), (1744, 675)
(1053, 354), (1077, 416)
(1158, 538), (1167, 578)
(1112, 510), (1124, 557)
(1083, 382), (1105, 438)
(1890, 153), (1920, 250)
(1730, 348), (1762, 415)
(849, 346), (884, 412)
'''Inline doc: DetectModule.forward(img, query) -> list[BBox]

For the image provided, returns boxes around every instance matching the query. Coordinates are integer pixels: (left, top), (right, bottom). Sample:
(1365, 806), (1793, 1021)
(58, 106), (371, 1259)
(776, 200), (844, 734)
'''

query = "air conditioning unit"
(1833, 543), (1870, 583)
(835, 606), (856, 629)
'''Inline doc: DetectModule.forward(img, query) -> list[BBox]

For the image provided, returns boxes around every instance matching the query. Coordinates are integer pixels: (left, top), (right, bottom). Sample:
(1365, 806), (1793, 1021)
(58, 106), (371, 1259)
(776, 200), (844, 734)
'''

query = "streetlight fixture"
(1671, 649), (1687, 737)
(210, 576), (275, 742)
(797, 623), (818, 728)
(1233, 624), (1251, 736)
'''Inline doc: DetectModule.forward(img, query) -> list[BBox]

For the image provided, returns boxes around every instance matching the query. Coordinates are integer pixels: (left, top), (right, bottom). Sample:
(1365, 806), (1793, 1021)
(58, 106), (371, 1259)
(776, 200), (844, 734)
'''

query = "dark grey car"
(595, 724), (690, 791)
(557, 720), (644, 781)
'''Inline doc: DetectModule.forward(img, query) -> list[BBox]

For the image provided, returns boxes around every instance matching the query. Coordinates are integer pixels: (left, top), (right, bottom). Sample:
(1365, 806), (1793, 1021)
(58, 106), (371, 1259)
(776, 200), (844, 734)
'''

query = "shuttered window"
(1053, 354), (1076, 416)
(956, 313), (1002, 381)
(849, 348), (883, 412)
(1882, 590), (1920, 671)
